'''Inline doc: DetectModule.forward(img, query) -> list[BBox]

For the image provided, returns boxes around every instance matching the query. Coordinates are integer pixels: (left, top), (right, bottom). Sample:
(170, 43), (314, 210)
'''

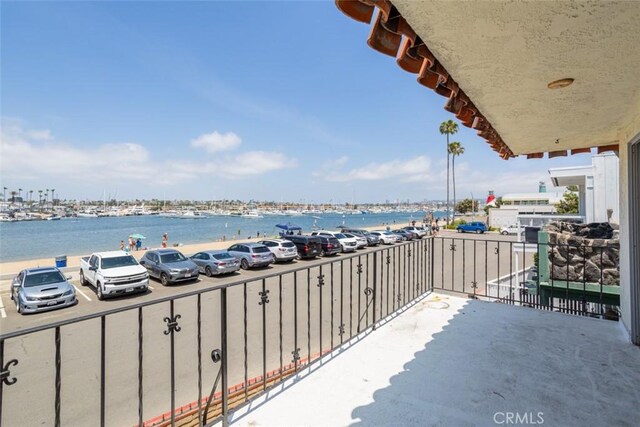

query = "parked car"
(190, 250), (240, 276)
(501, 224), (524, 235)
(340, 228), (380, 246)
(403, 226), (428, 238)
(227, 243), (275, 269)
(10, 267), (77, 314)
(392, 229), (416, 241)
(140, 249), (200, 285)
(311, 230), (357, 253)
(282, 235), (323, 259)
(317, 236), (341, 256)
(457, 221), (488, 234)
(258, 239), (298, 262)
(80, 251), (149, 299)
(370, 230), (399, 245)
(342, 232), (368, 249)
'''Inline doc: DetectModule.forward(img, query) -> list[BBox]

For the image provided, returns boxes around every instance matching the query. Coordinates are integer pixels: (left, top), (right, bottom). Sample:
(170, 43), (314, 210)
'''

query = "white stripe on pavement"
(148, 286), (154, 290)
(0, 294), (7, 318)
(73, 285), (92, 302)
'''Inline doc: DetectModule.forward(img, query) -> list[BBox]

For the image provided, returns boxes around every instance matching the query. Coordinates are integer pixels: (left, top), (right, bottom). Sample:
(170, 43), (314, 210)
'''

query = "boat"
(174, 211), (207, 219)
(241, 210), (264, 219)
(47, 215), (61, 221)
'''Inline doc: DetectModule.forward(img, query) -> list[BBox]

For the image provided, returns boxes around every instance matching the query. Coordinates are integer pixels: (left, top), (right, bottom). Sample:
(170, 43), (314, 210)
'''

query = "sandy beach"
(0, 222), (419, 277)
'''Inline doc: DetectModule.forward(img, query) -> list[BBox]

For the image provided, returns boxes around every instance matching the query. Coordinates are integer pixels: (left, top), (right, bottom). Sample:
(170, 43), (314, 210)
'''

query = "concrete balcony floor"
(226, 292), (640, 427)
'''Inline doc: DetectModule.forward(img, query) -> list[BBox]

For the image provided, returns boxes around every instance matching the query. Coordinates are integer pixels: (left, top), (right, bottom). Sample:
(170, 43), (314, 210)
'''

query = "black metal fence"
(0, 238), (432, 427)
(0, 235), (621, 426)
(430, 236), (620, 320)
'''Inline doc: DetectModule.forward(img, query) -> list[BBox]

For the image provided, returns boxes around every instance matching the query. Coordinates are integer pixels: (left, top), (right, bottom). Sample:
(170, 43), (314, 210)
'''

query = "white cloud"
(0, 121), (295, 190)
(316, 155), (433, 183)
(190, 131), (241, 153)
(25, 129), (52, 140)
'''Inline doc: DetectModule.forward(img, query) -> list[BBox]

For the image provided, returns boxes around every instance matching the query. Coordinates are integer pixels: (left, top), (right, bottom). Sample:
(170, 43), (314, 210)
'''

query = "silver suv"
(10, 267), (77, 314)
(227, 243), (275, 269)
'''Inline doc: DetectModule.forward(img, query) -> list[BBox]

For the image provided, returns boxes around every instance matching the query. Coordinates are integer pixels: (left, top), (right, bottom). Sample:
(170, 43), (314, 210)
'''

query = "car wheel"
(79, 270), (87, 286)
(160, 273), (170, 286)
(240, 259), (249, 270)
(501, 231), (508, 235)
(15, 298), (21, 314)
(205, 266), (213, 277)
(476, 229), (481, 234)
(97, 283), (105, 301)
(457, 229), (461, 233)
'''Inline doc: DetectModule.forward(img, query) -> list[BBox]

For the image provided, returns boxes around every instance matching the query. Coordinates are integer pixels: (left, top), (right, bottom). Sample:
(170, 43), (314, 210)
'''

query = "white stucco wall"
(619, 140), (631, 338)
(592, 153), (620, 223)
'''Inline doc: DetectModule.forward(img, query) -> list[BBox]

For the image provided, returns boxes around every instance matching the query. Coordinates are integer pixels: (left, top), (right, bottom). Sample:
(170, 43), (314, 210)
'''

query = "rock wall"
(544, 222), (620, 285)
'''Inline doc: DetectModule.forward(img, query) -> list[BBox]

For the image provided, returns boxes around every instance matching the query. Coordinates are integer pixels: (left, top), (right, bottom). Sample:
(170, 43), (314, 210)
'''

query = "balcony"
(226, 292), (640, 426)
(0, 236), (636, 427)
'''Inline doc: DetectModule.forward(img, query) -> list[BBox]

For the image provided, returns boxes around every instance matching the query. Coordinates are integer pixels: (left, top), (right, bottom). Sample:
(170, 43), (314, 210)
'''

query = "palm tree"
(45, 189), (49, 208)
(18, 188), (22, 206)
(2, 187), (6, 202)
(51, 189), (56, 206)
(448, 142), (465, 214)
(38, 190), (43, 211)
(29, 190), (34, 209)
(439, 120), (459, 225)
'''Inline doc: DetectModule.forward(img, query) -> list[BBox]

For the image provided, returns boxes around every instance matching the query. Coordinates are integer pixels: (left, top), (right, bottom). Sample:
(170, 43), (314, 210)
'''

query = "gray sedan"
(190, 250), (240, 276)
(140, 249), (200, 285)
(10, 267), (77, 314)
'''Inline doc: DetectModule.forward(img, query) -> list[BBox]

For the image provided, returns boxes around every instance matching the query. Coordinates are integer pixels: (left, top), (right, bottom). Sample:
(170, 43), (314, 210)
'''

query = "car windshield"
(23, 271), (66, 287)
(335, 233), (347, 239)
(102, 256), (139, 269)
(282, 242), (295, 248)
(252, 247), (270, 253)
(212, 253), (233, 260)
(160, 252), (187, 263)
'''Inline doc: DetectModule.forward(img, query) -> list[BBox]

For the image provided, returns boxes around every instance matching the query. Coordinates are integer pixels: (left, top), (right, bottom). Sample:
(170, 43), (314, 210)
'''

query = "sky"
(1, 1), (591, 203)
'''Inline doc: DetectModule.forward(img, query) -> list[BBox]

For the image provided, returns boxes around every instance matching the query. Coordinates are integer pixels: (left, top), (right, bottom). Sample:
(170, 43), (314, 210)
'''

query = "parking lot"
(0, 233), (524, 427)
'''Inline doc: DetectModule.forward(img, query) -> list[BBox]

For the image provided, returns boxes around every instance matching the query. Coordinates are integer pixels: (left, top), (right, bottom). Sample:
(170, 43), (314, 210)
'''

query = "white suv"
(258, 239), (298, 262)
(500, 224), (524, 235)
(311, 230), (357, 253)
(370, 230), (399, 244)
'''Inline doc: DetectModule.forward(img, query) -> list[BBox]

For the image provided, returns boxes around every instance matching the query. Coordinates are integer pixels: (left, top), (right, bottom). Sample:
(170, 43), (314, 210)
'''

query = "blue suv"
(456, 221), (488, 234)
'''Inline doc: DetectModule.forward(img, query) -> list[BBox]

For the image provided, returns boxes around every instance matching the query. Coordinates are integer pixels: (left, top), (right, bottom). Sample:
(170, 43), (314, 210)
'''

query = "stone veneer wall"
(545, 222), (620, 286)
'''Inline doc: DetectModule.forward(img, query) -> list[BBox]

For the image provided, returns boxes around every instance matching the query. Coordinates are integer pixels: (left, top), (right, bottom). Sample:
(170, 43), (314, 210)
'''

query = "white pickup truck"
(79, 251), (149, 300)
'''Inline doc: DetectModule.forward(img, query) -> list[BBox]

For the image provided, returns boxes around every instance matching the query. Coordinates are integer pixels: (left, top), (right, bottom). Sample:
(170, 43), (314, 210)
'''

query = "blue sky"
(1, 1), (590, 203)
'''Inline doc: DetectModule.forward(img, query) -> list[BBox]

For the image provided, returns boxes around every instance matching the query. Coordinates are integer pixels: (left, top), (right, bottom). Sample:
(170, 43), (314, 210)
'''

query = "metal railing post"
(220, 288), (229, 427)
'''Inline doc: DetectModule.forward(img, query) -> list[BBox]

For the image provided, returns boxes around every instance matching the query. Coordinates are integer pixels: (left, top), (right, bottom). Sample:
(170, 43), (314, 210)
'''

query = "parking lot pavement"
(0, 233), (520, 332)
(0, 243), (392, 333)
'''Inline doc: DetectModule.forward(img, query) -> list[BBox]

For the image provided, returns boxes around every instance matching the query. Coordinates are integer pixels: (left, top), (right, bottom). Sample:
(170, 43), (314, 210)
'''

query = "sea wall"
(545, 222), (620, 285)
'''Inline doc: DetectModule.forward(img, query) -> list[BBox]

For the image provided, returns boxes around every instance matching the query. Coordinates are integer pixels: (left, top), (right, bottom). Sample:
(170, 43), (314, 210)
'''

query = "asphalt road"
(0, 232), (527, 427)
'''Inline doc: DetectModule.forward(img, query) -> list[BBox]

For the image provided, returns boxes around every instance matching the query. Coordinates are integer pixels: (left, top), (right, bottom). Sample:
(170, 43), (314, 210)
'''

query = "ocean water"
(0, 211), (441, 262)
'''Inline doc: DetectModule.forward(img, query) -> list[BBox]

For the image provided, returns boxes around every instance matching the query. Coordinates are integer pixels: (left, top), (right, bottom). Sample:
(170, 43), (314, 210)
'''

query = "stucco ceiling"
(392, 0), (640, 155)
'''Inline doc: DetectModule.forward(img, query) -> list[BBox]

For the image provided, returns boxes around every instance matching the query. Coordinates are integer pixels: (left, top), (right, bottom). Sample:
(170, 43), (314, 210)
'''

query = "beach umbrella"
(276, 223), (302, 231)
(129, 233), (146, 239)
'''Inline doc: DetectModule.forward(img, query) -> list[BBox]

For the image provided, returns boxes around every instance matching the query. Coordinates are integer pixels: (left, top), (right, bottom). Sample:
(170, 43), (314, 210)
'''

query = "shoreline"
(0, 222), (422, 278)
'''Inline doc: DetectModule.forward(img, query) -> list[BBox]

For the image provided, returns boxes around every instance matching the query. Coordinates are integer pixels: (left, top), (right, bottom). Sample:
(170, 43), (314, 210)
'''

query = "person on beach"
(162, 233), (168, 248)
(431, 220), (438, 236)
(129, 237), (135, 252)
(120, 240), (125, 251)
(136, 239), (142, 251)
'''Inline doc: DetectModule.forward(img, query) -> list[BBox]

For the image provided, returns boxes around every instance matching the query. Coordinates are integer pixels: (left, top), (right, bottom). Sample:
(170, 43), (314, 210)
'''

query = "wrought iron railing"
(430, 235), (620, 320)
(0, 233), (621, 426)
(0, 238), (433, 427)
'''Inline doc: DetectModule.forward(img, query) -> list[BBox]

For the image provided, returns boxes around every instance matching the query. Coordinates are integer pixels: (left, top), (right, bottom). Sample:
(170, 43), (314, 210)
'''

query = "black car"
(317, 236), (341, 256)
(281, 235), (323, 259)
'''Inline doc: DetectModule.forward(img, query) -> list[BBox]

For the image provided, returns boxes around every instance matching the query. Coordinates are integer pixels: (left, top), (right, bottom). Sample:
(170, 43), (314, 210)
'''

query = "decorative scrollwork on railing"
(291, 348), (301, 364)
(0, 359), (18, 386)
(356, 263), (363, 275)
(210, 349), (222, 363)
(386, 255), (391, 265)
(450, 244), (456, 252)
(338, 324), (345, 336)
(163, 315), (181, 335)
(258, 290), (270, 305)
(397, 294), (402, 303)
(407, 248), (412, 257)
(317, 274), (325, 287)
(471, 281), (478, 289)
(494, 247), (499, 255)
(364, 287), (373, 297)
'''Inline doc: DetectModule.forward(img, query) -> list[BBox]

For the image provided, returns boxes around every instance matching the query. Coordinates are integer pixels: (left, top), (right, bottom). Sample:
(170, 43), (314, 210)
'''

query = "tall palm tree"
(18, 188), (22, 206)
(448, 142), (465, 214)
(439, 120), (458, 225)
(38, 190), (43, 211)
(2, 187), (6, 202)
(51, 189), (56, 206)
(29, 190), (34, 209)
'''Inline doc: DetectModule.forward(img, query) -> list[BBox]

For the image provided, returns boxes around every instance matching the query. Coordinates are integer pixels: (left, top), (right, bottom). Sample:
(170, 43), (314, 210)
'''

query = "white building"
(549, 152), (620, 224)
(488, 191), (564, 229)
